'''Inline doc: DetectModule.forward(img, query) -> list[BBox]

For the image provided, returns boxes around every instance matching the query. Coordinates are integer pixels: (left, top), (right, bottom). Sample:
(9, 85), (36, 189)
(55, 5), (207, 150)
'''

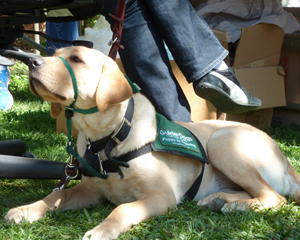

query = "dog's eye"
(70, 56), (83, 63)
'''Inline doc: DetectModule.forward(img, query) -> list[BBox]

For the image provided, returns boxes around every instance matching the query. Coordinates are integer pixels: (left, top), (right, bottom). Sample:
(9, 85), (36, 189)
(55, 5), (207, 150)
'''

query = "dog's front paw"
(5, 201), (48, 223)
(83, 224), (120, 240)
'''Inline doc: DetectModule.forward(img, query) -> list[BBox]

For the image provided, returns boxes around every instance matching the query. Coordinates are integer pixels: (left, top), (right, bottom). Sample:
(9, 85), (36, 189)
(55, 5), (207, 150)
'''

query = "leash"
(108, 0), (126, 60)
(58, 57), (109, 180)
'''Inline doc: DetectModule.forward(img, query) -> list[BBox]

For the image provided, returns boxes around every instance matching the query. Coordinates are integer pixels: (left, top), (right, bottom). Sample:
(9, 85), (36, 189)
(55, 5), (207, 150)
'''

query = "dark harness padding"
(80, 113), (209, 201)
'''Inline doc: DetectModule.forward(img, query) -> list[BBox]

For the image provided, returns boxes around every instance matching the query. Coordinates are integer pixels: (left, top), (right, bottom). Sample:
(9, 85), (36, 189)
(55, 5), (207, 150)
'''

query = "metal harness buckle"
(112, 118), (132, 144)
(108, 37), (118, 46)
(53, 155), (79, 191)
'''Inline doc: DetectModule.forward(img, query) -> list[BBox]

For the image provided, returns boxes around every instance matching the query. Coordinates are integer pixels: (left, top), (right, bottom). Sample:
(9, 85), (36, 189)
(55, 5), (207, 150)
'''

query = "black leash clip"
(97, 152), (107, 176)
(65, 108), (74, 118)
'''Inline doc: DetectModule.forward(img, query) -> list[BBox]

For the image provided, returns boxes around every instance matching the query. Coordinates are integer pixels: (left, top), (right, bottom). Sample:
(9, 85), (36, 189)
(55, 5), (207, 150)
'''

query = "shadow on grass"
(0, 106), (69, 159)
(266, 124), (300, 146)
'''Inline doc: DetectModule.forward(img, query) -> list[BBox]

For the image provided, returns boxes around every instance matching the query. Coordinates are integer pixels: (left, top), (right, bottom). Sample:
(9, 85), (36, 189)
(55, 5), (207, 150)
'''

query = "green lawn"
(1, 61), (300, 239)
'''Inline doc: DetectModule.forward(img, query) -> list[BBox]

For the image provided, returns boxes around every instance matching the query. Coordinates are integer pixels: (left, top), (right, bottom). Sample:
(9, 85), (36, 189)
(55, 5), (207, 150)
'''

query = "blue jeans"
(46, 21), (79, 56)
(107, 0), (228, 122)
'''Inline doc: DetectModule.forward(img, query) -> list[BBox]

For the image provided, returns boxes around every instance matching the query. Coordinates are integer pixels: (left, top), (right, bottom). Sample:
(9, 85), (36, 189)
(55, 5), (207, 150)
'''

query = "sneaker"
(0, 65), (14, 110)
(193, 68), (262, 114)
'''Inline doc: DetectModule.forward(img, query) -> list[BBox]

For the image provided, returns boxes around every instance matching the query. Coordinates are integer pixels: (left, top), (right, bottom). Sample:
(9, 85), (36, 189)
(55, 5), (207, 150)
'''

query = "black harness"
(79, 97), (135, 179)
(78, 97), (208, 201)
(59, 56), (208, 201)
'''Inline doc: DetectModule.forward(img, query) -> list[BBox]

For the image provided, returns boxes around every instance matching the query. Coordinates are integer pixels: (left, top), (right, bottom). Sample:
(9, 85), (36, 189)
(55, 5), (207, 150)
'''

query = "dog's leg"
(199, 188), (286, 212)
(204, 130), (289, 212)
(208, 163), (287, 211)
(207, 165), (287, 211)
(287, 164), (300, 205)
(5, 182), (105, 223)
(83, 192), (176, 240)
(220, 190), (286, 212)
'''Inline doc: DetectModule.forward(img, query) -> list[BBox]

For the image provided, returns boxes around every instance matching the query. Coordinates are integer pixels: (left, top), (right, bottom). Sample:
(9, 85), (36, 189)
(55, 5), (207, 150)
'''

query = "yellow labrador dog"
(5, 46), (300, 240)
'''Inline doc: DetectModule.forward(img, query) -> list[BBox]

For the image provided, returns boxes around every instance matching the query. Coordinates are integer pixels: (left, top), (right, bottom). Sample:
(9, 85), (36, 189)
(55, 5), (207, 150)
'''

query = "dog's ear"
(96, 59), (133, 113)
(50, 103), (62, 119)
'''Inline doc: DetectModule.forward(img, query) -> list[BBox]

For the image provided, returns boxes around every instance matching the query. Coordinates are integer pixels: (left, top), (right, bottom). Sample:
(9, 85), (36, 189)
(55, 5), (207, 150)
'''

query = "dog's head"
(28, 46), (133, 118)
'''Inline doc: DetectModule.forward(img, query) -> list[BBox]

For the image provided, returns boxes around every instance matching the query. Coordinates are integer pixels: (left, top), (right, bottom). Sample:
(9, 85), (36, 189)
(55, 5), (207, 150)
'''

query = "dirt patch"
(13, 38), (34, 52)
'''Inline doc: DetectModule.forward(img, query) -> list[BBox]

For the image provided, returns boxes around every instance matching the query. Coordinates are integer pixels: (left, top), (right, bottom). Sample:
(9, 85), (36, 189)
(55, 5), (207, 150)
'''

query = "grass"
(1, 61), (300, 239)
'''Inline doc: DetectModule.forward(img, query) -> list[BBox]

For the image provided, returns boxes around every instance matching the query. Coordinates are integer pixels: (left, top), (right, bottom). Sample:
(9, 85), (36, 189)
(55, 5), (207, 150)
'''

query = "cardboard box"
(234, 67), (286, 110)
(271, 7), (300, 127)
(280, 7), (300, 104)
(218, 67), (286, 129)
(213, 23), (285, 68)
(219, 108), (274, 130)
(56, 59), (217, 135)
(280, 7), (300, 105)
(280, 48), (300, 104)
(213, 23), (286, 129)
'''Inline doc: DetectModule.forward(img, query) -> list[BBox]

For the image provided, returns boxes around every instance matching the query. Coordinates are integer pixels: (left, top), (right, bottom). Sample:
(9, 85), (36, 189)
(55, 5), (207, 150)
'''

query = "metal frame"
(0, 0), (102, 179)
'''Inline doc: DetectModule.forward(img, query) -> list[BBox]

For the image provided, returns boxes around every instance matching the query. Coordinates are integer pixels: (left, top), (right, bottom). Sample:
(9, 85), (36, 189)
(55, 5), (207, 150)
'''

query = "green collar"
(58, 56), (139, 111)
(58, 56), (138, 179)
(58, 57), (99, 114)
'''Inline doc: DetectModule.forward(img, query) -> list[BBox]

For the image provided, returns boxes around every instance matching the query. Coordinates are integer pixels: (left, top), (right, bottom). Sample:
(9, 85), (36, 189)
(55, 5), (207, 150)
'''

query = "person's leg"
(46, 21), (79, 56)
(144, 0), (226, 82)
(102, 0), (191, 122)
(143, 0), (261, 114)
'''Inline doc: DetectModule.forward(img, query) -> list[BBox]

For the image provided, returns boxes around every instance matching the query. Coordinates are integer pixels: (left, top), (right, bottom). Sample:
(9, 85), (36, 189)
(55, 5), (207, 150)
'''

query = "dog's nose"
(29, 57), (45, 70)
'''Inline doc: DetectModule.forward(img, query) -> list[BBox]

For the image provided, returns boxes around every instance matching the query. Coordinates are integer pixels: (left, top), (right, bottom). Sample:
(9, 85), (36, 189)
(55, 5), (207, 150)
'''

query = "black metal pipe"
(0, 154), (67, 179)
(0, 139), (27, 156)
(0, 49), (41, 65)
(20, 35), (47, 55)
(23, 30), (94, 48)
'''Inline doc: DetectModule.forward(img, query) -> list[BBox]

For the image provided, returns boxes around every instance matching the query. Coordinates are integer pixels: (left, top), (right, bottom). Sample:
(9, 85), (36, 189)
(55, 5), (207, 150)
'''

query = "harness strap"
(105, 141), (206, 202)
(89, 133), (114, 153)
(79, 98), (134, 179)
(87, 135), (206, 201)
(115, 145), (206, 202)
(103, 97), (134, 170)
(181, 132), (207, 201)
(182, 162), (205, 202)
(110, 121), (207, 201)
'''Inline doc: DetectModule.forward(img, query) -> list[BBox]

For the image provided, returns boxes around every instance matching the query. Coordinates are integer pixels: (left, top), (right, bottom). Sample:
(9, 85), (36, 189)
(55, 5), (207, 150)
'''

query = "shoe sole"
(195, 83), (261, 114)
